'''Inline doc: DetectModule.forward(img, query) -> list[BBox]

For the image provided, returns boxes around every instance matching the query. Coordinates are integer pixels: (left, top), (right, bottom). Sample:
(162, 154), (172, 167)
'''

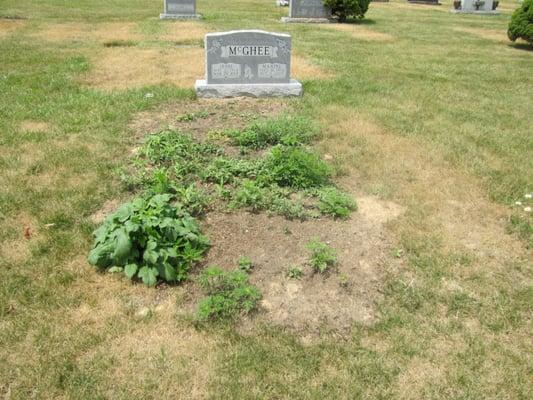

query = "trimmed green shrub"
(261, 146), (332, 189)
(323, 0), (371, 22)
(88, 194), (209, 286)
(508, 0), (533, 43)
(197, 266), (261, 320)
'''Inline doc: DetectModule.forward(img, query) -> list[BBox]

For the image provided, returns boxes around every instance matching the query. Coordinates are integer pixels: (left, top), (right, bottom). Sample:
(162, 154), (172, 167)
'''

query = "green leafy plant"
(232, 179), (265, 211)
(224, 115), (317, 149)
(260, 146), (332, 189)
(306, 240), (337, 273)
(175, 184), (210, 216)
(238, 256), (254, 272)
(287, 266), (303, 279)
(197, 266), (261, 320)
(317, 187), (357, 218)
(88, 194), (209, 286)
(323, 0), (371, 22)
(508, 0), (533, 43)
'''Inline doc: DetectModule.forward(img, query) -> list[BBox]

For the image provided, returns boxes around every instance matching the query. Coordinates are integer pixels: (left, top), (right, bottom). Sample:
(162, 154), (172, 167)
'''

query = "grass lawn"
(0, 0), (532, 398)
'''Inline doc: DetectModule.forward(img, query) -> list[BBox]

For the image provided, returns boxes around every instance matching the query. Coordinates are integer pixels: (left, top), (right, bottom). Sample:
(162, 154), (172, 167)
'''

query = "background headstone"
(451, 0), (499, 13)
(282, 0), (332, 22)
(160, 0), (201, 19)
(196, 30), (302, 97)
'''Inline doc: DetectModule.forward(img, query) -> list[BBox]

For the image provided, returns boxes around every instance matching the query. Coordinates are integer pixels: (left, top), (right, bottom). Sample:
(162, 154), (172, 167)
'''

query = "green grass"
(0, 1), (532, 399)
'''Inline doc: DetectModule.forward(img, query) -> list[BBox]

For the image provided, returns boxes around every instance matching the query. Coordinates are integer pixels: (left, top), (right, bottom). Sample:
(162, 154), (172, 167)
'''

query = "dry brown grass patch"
(35, 22), (142, 43)
(74, 292), (217, 399)
(0, 19), (25, 38)
(158, 20), (209, 42)
(19, 120), (51, 133)
(292, 55), (335, 80)
(387, 1), (447, 12)
(318, 105), (528, 276)
(453, 27), (509, 42)
(320, 24), (395, 41)
(84, 47), (204, 90)
(0, 212), (39, 264)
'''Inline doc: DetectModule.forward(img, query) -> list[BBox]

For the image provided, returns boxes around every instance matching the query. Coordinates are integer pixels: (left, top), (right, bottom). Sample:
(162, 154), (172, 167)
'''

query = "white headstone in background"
(450, 0), (500, 13)
(196, 30), (303, 98)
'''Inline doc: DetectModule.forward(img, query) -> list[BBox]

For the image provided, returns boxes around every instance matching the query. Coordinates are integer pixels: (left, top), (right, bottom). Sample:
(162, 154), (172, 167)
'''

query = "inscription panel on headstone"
(164, 0), (195, 15)
(205, 30), (291, 85)
(460, 0), (494, 11)
(290, 0), (331, 18)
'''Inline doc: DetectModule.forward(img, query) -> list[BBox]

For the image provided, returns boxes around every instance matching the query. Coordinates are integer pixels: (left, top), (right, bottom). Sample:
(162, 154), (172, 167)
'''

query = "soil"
(199, 194), (403, 334)
(123, 100), (405, 333)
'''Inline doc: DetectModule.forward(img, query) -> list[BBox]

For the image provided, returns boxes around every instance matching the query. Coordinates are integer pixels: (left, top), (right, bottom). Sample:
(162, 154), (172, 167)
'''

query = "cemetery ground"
(0, 0), (531, 398)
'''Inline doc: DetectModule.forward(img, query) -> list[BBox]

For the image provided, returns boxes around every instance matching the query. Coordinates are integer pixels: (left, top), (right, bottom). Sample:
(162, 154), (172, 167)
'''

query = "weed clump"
(224, 115), (317, 149)
(317, 187), (357, 219)
(197, 266), (261, 321)
(88, 194), (209, 286)
(261, 146), (332, 189)
(306, 240), (337, 273)
(124, 114), (356, 221)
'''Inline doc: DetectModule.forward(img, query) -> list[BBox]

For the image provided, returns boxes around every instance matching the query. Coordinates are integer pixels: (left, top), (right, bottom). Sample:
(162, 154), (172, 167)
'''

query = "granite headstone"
(450, 0), (499, 13)
(160, 0), (201, 19)
(282, 0), (332, 22)
(196, 30), (302, 98)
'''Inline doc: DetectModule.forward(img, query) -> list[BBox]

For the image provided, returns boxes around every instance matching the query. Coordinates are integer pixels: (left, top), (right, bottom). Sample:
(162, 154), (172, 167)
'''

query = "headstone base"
(449, 9), (500, 14)
(160, 13), (202, 19)
(281, 17), (335, 23)
(195, 79), (303, 98)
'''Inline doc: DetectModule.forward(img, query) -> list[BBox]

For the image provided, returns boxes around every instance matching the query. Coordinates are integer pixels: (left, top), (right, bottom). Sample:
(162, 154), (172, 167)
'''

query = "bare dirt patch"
(89, 198), (122, 225)
(320, 24), (395, 41)
(84, 47), (204, 90)
(199, 194), (403, 333)
(0, 19), (25, 38)
(127, 99), (402, 334)
(129, 97), (289, 139)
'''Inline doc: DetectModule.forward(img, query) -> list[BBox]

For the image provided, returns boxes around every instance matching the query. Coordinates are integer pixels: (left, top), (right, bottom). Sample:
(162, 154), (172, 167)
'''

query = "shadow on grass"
(341, 18), (377, 25)
(507, 42), (533, 52)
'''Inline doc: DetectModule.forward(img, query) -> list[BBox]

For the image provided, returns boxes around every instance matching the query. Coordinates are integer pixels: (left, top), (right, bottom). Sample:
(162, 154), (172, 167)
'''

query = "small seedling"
(287, 266), (303, 279)
(238, 256), (254, 272)
(339, 273), (350, 288)
(176, 111), (209, 122)
(394, 249), (404, 258)
(306, 240), (337, 273)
